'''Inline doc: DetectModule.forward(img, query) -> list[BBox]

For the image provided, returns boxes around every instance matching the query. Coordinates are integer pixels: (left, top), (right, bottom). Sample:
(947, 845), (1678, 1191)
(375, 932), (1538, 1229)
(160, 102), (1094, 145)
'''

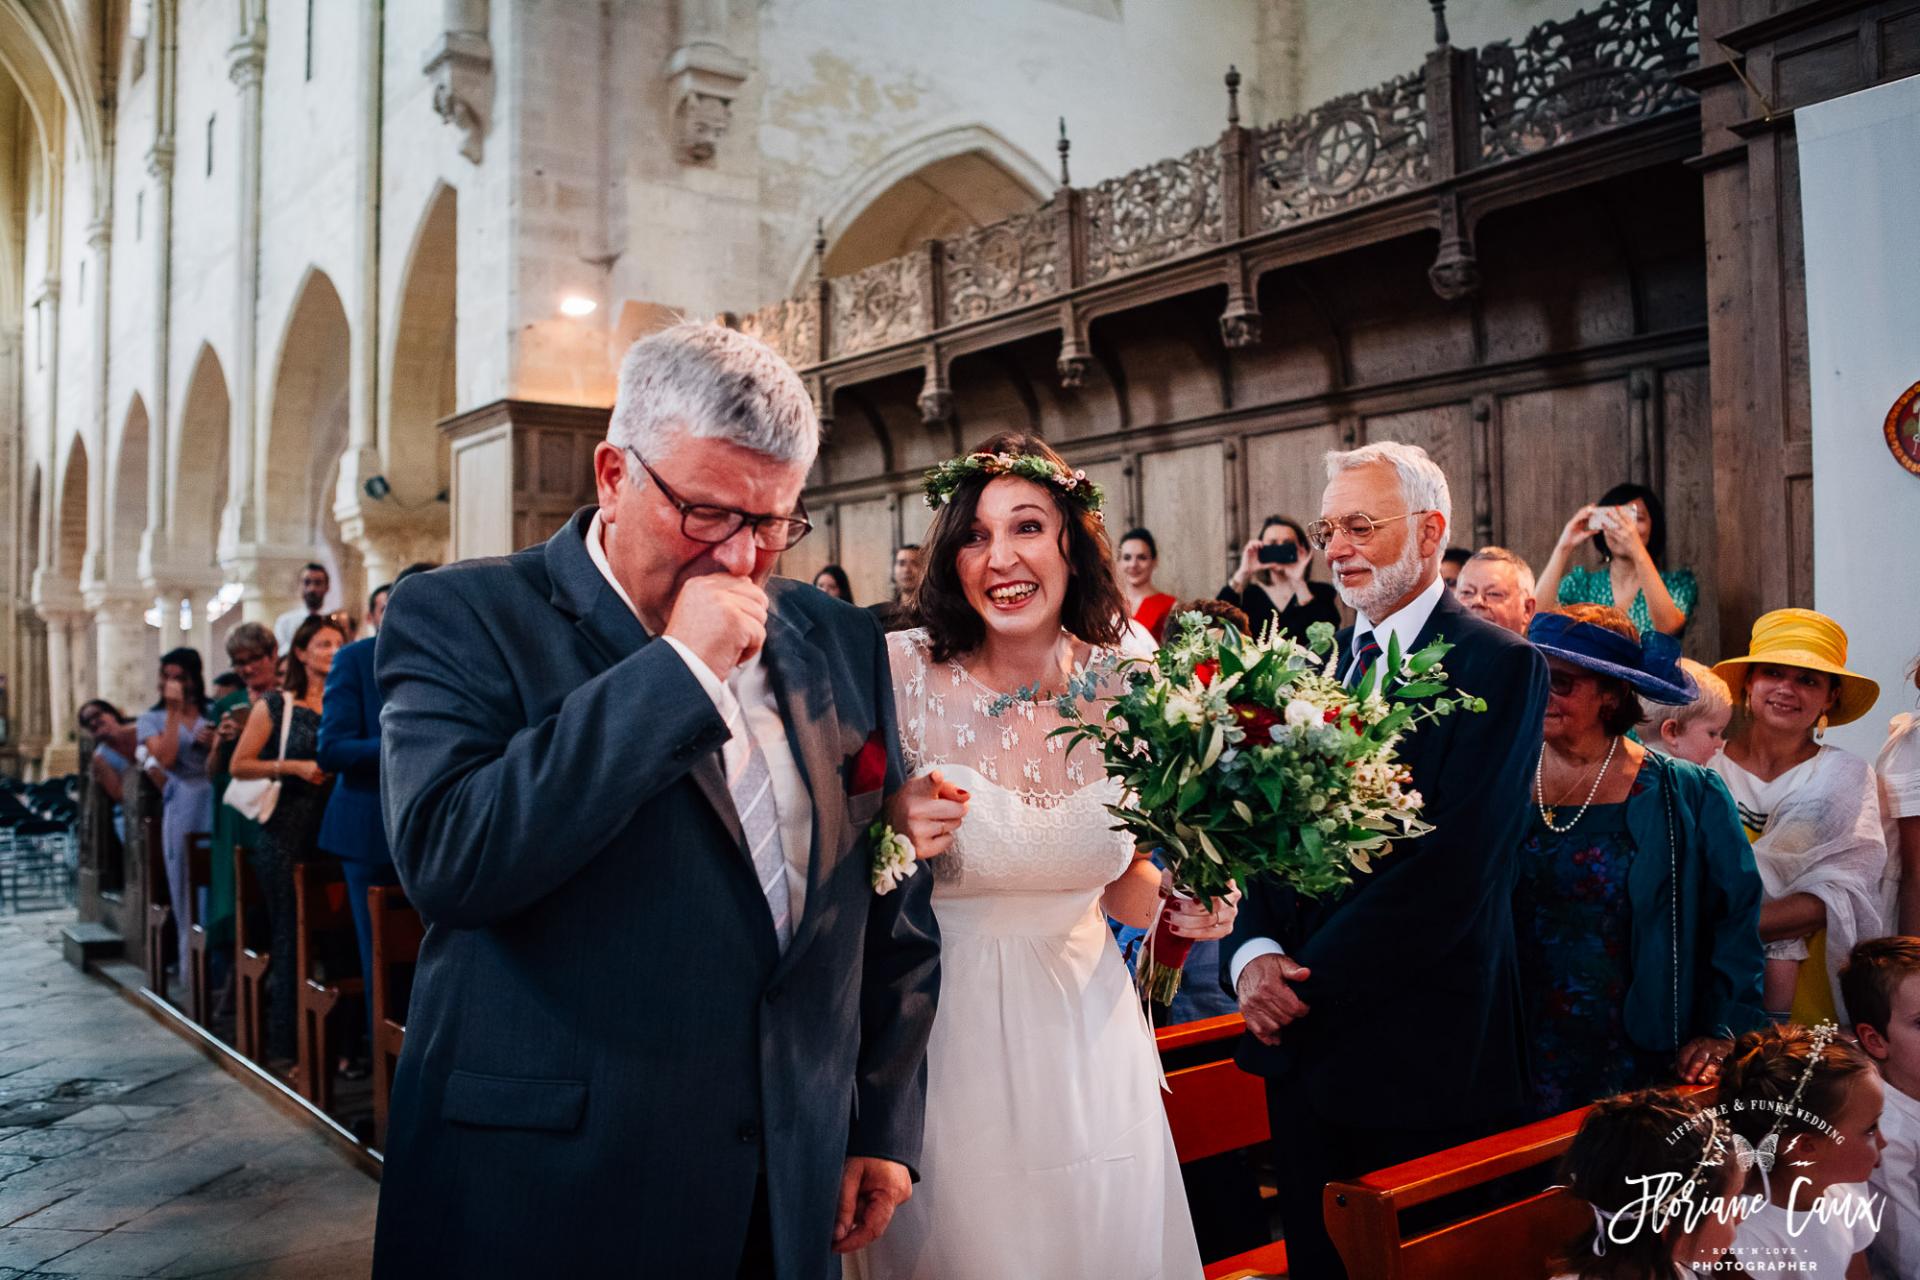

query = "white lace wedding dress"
(849, 629), (1202, 1280)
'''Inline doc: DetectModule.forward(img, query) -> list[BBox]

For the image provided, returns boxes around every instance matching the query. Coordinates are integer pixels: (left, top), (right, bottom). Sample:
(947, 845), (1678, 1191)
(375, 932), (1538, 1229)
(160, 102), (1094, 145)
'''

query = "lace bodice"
(887, 628), (1137, 898)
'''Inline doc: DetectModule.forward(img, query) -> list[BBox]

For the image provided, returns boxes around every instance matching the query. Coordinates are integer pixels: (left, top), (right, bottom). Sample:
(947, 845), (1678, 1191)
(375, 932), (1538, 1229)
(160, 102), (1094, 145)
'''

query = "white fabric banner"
(1796, 73), (1920, 758)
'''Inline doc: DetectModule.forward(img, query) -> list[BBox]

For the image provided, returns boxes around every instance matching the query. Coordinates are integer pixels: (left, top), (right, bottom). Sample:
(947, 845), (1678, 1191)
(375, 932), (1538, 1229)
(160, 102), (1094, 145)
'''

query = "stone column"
(35, 600), (89, 776)
(225, 12), (267, 558)
(85, 591), (154, 717)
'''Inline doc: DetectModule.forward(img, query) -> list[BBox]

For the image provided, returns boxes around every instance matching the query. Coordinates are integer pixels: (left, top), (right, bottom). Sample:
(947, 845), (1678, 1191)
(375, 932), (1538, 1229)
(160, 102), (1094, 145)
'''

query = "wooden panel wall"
(1139, 442), (1229, 604)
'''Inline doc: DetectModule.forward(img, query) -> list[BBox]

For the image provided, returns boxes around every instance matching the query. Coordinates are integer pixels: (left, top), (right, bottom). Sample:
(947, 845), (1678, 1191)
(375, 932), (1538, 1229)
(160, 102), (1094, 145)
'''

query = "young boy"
(1636, 658), (1733, 766)
(1842, 937), (1920, 1280)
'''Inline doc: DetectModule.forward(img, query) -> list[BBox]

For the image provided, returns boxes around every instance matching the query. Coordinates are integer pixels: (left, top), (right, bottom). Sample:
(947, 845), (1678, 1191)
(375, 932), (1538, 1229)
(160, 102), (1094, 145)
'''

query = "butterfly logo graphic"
(1728, 1132), (1778, 1174)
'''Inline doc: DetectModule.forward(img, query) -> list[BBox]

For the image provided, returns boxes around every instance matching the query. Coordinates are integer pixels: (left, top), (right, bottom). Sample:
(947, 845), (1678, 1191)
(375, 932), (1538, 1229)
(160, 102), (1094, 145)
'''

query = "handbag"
(223, 693), (295, 824)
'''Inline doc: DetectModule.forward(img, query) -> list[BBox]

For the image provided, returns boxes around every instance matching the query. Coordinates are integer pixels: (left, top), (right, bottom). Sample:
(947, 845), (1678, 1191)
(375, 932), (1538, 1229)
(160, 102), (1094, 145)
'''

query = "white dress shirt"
(1870, 1079), (1920, 1280)
(586, 513), (814, 924)
(1229, 572), (1447, 992)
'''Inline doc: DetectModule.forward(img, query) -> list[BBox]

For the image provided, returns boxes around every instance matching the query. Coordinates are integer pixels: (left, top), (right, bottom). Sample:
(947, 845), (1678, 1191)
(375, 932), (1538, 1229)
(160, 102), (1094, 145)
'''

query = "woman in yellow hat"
(1711, 608), (1886, 1024)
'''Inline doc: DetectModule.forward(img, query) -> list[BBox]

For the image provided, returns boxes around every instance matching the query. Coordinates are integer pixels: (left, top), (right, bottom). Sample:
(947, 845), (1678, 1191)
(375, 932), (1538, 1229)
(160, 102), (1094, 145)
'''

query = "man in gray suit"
(372, 323), (939, 1277)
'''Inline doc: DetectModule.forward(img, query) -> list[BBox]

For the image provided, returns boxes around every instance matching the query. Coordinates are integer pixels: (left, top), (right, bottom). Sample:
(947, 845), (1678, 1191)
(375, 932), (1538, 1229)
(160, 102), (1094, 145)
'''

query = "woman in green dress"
(1535, 482), (1697, 638)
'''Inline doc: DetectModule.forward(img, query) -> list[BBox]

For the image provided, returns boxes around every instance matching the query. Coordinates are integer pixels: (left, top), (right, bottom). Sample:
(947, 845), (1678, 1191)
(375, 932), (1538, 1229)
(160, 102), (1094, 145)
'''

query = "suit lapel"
(760, 597), (844, 976)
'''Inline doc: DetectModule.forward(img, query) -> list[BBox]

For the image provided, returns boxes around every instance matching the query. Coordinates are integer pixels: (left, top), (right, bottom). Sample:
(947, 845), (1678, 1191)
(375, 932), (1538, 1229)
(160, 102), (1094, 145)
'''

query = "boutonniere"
(848, 730), (888, 797)
(870, 821), (916, 895)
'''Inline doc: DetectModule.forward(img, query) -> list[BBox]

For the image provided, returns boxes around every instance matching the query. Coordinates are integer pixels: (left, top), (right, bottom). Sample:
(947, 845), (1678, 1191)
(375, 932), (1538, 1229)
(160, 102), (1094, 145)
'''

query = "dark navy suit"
(370, 509), (939, 1279)
(1223, 591), (1549, 1279)
(316, 636), (400, 993)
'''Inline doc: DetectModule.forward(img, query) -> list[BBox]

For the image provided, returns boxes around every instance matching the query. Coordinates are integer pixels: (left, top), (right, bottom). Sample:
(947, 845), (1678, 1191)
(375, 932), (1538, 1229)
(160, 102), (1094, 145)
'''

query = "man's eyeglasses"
(625, 448), (813, 552)
(1305, 510), (1430, 550)
(1455, 587), (1514, 605)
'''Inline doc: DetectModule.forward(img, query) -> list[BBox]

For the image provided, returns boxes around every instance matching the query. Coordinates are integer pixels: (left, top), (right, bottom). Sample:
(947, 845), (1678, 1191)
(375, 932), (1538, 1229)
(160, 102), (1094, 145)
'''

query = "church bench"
(1156, 1015), (1289, 1279)
(293, 860), (364, 1110)
(233, 845), (270, 1061)
(183, 834), (214, 1024)
(1323, 1084), (1717, 1280)
(141, 810), (171, 999)
(369, 884), (424, 1149)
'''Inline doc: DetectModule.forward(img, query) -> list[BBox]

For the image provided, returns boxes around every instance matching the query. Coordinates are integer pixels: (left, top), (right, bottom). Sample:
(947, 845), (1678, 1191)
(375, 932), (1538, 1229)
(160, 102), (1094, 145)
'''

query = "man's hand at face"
(663, 573), (768, 681)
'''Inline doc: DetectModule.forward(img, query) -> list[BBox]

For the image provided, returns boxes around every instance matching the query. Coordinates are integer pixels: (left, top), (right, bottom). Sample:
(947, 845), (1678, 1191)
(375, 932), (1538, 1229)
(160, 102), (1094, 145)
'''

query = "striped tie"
(1348, 632), (1383, 688)
(729, 731), (792, 950)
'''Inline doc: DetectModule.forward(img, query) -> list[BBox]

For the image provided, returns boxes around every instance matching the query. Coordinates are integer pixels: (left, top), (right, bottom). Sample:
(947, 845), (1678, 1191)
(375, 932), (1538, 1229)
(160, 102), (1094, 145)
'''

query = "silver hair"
(1466, 545), (1536, 598)
(1323, 441), (1452, 546)
(606, 322), (820, 466)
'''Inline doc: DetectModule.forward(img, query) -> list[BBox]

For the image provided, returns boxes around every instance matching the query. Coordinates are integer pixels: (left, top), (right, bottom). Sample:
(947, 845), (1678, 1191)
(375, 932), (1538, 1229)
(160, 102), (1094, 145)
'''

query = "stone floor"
(0, 911), (377, 1278)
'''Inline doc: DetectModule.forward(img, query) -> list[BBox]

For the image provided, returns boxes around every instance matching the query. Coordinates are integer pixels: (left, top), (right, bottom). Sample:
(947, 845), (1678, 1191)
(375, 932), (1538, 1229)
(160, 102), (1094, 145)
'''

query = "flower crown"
(922, 452), (1105, 516)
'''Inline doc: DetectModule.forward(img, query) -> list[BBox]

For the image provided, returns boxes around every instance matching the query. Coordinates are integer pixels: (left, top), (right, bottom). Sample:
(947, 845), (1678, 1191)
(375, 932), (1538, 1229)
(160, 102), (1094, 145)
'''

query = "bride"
(849, 433), (1237, 1280)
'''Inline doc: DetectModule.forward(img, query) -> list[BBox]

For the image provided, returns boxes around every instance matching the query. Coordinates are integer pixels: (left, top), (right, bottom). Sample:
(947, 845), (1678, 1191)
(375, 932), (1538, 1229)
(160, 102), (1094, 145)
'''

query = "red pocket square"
(848, 732), (888, 796)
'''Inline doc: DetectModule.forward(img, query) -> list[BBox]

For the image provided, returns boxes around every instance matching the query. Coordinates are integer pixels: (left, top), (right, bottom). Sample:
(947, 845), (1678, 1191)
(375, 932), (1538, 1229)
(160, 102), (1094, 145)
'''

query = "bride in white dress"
(850, 434), (1235, 1280)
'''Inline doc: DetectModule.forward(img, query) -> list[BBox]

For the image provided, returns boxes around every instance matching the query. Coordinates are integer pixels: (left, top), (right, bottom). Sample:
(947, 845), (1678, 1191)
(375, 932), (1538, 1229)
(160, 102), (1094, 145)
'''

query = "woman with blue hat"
(1514, 604), (1766, 1116)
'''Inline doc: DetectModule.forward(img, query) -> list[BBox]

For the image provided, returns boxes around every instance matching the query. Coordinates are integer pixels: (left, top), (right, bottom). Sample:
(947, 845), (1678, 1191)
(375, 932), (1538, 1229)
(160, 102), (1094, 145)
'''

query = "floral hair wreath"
(922, 452), (1105, 518)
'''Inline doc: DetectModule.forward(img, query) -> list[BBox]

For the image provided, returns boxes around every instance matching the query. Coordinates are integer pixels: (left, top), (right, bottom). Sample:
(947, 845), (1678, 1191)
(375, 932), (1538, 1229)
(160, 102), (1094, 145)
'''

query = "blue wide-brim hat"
(1526, 612), (1699, 705)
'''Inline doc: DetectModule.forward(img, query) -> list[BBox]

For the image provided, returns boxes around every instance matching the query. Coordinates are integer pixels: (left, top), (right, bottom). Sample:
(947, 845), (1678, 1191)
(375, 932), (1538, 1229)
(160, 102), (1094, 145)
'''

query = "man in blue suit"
(371, 323), (938, 1278)
(317, 565), (436, 1006)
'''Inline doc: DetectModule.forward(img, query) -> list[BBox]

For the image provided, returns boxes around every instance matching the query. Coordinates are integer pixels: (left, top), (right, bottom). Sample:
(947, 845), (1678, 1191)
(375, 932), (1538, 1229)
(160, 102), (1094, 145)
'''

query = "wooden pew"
(293, 860), (364, 1110)
(369, 885), (425, 1149)
(1155, 1015), (1289, 1279)
(183, 835), (214, 1024)
(1322, 1083), (1715, 1280)
(233, 845), (270, 1061)
(141, 810), (171, 1000)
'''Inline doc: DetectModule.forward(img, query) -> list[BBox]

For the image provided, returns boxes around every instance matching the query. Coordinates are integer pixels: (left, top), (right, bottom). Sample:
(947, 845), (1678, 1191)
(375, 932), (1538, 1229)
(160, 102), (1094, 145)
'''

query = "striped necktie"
(729, 729), (792, 951)
(1348, 632), (1383, 689)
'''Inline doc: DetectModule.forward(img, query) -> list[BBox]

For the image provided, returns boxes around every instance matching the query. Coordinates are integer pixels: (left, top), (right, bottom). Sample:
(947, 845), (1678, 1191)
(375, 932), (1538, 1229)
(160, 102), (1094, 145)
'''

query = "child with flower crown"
(1720, 1023), (1887, 1277)
(1552, 1090), (1746, 1280)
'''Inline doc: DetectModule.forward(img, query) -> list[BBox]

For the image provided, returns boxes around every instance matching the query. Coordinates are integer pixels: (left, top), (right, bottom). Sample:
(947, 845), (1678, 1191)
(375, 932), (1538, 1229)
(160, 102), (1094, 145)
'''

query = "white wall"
(1797, 74), (1920, 758)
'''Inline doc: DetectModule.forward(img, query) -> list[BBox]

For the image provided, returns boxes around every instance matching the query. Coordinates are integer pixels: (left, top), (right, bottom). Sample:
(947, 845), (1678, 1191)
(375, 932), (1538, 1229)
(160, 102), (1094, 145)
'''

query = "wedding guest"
(812, 563), (854, 604)
(364, 579), (394, 637)
(1711, 609), (1885, 1023)
(1636, 659), (1732, 766)
(1440, 546), (1470, 592)
(1537, 483), (1696, 638)
(230, 615), (344, 1063)
(211, 672), (243, 698)
(373, 322), (935, 1276)
(1515, 607), (1764, 1115)
(78, 700), (134, 842)
(273, 562), (331, 652)
(863, 432), (1232, 1278)
(869, 544), (922, 632)
(1455, 546), (1536, 637)
(138, 653), (214, 978)
(1877, 655), (1920, 935)
(207, 624), (279, 975)
(319, 563), (434, 1052)
(1216, 515), (1340, 643)
(1720, 1024), (1885, 1278)
(1841, 937), (1920, 1280)
(1226, 442), (1548, 1280)
(1549, 1090), (1744, 1280)
(1117, 527), (1179, 642)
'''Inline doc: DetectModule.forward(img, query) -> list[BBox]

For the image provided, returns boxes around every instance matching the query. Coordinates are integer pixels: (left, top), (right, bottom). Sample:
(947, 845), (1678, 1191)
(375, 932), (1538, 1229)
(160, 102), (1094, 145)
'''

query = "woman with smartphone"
(1216, 513), (1341, 642)
(1536, 482), (1696, 638)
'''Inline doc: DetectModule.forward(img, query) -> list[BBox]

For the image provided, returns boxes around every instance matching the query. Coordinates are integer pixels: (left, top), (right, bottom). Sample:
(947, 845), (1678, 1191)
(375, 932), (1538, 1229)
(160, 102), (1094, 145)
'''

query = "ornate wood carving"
(1257, 70), (1429, 230)
(828, 257), (927, 359)
(943, 201), (1063, 323)
(1085, 142), (1226, 281)
(736, 297), (820, 370)
(1479, 0), (1698, 164)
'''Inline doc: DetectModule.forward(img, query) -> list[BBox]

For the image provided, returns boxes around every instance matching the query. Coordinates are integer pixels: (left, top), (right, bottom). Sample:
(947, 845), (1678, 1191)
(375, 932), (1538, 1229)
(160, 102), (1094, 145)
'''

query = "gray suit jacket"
(370, 508), (939, 1279)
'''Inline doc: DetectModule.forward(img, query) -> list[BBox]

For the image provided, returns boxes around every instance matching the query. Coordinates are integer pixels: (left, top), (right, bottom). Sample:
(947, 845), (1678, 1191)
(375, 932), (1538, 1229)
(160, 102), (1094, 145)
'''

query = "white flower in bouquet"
(1283, 698), (1322, 728)
(1164, 690), (1207, 728)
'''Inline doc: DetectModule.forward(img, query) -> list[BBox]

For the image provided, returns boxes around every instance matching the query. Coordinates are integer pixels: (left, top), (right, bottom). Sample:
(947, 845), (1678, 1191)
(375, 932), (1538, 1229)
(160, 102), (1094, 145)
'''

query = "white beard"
(1333, 536), (1427, 619)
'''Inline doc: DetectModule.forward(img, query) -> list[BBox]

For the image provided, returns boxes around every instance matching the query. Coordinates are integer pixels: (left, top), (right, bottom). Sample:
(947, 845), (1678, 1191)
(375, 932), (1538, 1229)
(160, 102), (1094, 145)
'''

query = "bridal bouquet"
(1055, 613), (1485, 1003)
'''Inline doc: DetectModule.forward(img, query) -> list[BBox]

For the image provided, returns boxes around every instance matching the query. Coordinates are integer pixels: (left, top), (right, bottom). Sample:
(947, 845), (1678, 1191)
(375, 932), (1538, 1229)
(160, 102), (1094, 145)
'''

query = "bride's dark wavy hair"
(912, 432), (1126, 664)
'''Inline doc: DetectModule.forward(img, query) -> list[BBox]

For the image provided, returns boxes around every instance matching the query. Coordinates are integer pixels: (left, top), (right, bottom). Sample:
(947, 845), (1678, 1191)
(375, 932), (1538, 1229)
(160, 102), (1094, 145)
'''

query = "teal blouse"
(1557, 564), (1698, 635)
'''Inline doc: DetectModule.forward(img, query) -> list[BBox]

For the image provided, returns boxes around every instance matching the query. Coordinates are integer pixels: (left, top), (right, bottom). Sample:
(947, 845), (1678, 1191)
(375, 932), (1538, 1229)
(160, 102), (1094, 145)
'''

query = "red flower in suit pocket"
(848, 731), (888, 796)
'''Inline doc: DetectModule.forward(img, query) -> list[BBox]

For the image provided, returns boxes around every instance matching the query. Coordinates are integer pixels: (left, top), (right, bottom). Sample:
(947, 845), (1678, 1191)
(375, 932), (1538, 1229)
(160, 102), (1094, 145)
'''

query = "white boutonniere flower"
(870, 821), (917, 895)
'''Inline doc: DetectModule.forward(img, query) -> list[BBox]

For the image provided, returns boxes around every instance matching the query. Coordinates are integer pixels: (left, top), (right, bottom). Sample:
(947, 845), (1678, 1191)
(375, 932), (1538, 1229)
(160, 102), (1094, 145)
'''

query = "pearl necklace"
(1535, 736), (1620, 832)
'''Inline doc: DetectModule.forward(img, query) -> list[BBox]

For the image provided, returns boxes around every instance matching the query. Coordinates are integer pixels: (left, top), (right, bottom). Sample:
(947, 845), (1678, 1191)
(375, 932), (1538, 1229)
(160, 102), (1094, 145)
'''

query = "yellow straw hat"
(1713, 608), (1880, 727)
